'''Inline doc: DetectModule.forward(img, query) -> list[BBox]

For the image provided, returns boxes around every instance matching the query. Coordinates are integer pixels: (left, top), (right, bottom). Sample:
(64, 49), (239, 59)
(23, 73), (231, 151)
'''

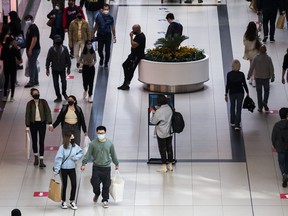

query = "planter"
(138, 55), (209, 93)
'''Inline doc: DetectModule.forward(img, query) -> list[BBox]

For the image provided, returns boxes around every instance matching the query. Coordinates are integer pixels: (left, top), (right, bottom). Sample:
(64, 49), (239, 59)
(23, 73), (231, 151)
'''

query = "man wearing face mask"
(46, 35), (71, 102)
(51, 0), (65, 10)
(47, 4), (65, 41)
(81, 126), (119, 208)
(118, 24), (146, 90)
(69, 11), (91, 72)
(24, 15), (41, 88)
(25, 88), (52, 168)
(94, 4), (116, 68)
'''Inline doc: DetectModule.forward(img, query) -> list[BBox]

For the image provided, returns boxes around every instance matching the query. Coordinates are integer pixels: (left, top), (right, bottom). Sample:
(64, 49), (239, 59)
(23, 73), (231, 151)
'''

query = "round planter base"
(142, 83), (204, 93)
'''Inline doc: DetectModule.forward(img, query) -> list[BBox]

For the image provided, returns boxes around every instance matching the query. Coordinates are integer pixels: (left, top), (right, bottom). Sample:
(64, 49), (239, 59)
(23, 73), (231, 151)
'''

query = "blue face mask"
(97, 134), (106, 140)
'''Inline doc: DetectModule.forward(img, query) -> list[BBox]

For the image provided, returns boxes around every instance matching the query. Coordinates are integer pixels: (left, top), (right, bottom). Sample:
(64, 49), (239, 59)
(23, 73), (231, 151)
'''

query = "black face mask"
(55, 42), (62, 46)
(70, 139), (75, 144)
(32, 94), (40, 100)
(77, 15), (82, 19)
(68, 101), (74, 106)
(68, 3), (73, 7)
(133, 31), (138, 35)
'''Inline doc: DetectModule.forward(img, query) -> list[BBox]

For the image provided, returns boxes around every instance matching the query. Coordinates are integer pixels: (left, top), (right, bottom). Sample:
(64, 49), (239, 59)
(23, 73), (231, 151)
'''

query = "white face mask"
(97, 134), (106, 140)
(103, 10), (109, 15)
(55, 6), (60, 10)
(25, 20), (32, 26)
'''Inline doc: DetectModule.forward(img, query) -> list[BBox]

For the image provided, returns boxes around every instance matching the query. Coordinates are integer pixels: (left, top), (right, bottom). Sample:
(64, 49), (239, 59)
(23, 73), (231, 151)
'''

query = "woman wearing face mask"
(80, 40), (96, 103)
(53, 132), (83, 210)
(25, 88), (52, 168)
(0, 37), (22, 102)
(50, 95), (87, 145)
(47, 4), (65, 42)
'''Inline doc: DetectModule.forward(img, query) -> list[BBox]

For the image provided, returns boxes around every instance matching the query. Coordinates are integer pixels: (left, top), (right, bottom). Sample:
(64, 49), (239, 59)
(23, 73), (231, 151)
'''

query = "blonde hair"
(232, 59), (241, 71)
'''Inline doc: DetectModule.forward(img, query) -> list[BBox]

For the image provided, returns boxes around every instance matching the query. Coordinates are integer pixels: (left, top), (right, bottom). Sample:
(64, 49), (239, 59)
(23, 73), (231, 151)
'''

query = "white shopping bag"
(109, 170), (125, 202)
(26, 132), (31, 160)
(83, 136), (91, 154)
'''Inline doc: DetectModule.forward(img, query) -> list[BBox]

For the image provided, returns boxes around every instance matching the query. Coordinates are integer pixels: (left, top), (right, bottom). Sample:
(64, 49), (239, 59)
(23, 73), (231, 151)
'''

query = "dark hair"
(24, 14), (33, 20)
(157, 95), (168, 106)
(63, 131), (74, 149)
(166, 13), (174, 20)
(9, 11), (20, 21)
(82, 40), (95, 55)
(279, 108), (288, 119)
(11, 208), (21, 216)
(68, 95), (77, 105)
(244, 21), (257, 41)
(103, 3), (110, 9)
(30, 88), (39, 95)
(96, 126), (106, 132)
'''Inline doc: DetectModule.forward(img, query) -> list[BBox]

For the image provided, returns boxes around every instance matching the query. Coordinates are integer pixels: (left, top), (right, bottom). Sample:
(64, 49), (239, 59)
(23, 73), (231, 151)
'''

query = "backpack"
(169, 105), (185, 133)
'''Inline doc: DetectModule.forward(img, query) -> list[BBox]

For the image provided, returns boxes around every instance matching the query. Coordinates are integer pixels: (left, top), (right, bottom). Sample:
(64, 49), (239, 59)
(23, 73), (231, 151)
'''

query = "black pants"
(157, 135), (173, 164)
(60, 168), (77, 201)
(263, 9), (277, 39)
(62, 122), (81, 146)
(97, 33), (112, 65)
(122, 54), (140, 82)
(3, 68), (16, 97)
(52, 70), (67, 98)
(90, 166), (111, 202)
(30, 121), (46, 156)
(82, 65), (95, 96)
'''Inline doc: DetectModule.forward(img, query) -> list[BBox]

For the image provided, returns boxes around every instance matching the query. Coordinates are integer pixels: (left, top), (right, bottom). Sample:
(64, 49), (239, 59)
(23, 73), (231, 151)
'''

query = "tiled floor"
(1, 0), (288, 215)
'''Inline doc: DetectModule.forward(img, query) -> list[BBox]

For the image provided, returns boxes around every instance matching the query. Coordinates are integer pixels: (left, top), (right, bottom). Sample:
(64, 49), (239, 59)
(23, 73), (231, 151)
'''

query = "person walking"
(25, 88), (52, 168)
(47, 3), (65, 41)
(68, 11), (91, 72)
(24, 15), (41, 88)
(150, 95), (173, 172)
(50, 95), (87, 145)
(247, 45), (274, 112)
(225, 59), (249, 131)
(0, 37), (22, 102)
(165, 13), (183, 39)
(80, 126), (119, 208)
(117, 24), (146, 90)
(53, 132), (83, 210)
(46, 35), (71, 102)
(282, 48), (288, 84)
(94, 3), (116, 68)
(80, 40), (96, 103)
(243, 21), (260, 87)
(271, 107), (288, 187)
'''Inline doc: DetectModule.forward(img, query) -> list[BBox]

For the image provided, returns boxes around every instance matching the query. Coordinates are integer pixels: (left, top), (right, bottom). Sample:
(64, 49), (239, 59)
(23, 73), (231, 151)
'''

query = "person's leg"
(52, 70), (61, 99)
(157, 136), (167, 164)
(235, 93), (244, 127)
(90, 167), (102, 198)
(82, 65), (89, 92)
(166, 136), (173, 162)
(38, 122), (46, 168)
(74, 42), (80, 66)
(104, 34), (112, 66)
(269, 10), (277, 40)
(3, 70), (9, 97)
(229, 94), (236, 125)
(68, 169), (77, 201)
(60, 169), (68, 201)
(262, 12), (269, 41)
(88, 66), (95, 96)
(30, 122), (38, 154)
(59, 70), (67, 97)
(278, 152), (288, 187)
(97, 36), (105, 65)
(100, 167), (111, 202)
(262, 79), (270, 108)
(71, 127), (81, 146)
(10, 69), (17, 98)
(86, 10), (95, 33)
(30, 49), (40, 84)
(255, 79), (263, 111)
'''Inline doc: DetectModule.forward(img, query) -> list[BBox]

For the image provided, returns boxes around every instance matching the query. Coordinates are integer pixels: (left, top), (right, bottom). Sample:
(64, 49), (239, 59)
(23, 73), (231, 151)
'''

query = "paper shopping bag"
(48, 179), (61, 202)
(276, 15), (285, 29)
(25, 132), (31, 160)
(109, 171), (125, 202)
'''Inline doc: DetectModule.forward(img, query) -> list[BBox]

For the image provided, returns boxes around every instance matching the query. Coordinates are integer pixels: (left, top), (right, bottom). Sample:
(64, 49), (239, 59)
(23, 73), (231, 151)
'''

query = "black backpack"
(169, 105), (185, 133)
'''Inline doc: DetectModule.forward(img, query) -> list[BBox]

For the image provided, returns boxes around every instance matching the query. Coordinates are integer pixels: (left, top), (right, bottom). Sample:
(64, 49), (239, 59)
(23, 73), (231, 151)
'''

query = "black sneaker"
(263, 103), (269, 112)
(93, 195), (98, 203)
(270, 38), (275, 43)
(63, 94), (69, 101)
(117, 84), (130, 90)
(99, 58), (104, 66)
(262, 37), (268, 43)
(54, 97), (62, 103)
(198, 0), (203, 3)
(184, 0), (192, 3)
(24, 83), (35, 88)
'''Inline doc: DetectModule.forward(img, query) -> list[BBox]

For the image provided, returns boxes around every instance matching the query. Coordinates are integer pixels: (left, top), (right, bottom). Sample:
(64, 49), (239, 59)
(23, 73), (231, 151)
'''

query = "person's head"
(244, 21), (257, 41)
(166, 13), (175, 23)
(68, 0), (75, 7)
(279, 107), (288, 119)
(83, 40), (94, 54)
(53, 34), (63, 45)
(96, 126), (106, 141)
(11, 208), (21, 216)
(63, 131), (75, 148)
(67, 95), (77, 106)
(54, 3), (61, 10)
(102, 4), (110, 15)
(132, 24), (141, 35)
(259, 45), (267, 54)
(9, 11), (19, 21)
(24, 14), (34, 25)
(231, 59), (241, 71)
(157, 95), (168, 106)
(76, 11), (82, 20)
(30, 88), (40, 100)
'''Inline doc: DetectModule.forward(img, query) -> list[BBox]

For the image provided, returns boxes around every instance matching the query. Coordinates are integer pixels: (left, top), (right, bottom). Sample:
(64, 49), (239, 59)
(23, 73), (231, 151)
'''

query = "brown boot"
(33, 155), (39, 166)
(39, 159), (46, 168)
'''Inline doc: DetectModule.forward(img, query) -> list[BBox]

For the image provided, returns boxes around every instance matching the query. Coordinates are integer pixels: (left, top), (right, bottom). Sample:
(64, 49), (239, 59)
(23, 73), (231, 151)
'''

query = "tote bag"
(48, 179), (61, 202)
(276, 15), (285, 29)
(109, 171), (125, 202)
(25, 132), (31, 160)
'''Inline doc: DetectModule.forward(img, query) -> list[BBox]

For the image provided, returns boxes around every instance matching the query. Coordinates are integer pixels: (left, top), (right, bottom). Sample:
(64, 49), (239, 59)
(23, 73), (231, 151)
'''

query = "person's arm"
(81, 142), (93, 170)
(282, 54), (288, 84)
(28, 36), (37, 56)
(130, 32), (139, 49)
(242, 73), (249, 95)
(64, 47), (71, 72)
(71, 146), (84, 161)
(225, 73), (230, 102)
(46, 48), (52, 70)
(53, 146), (64, 174)
(269, 58), (275, 82)
(110, 144), (119, 167)
(25, 101), (31, 128)
(79, 107), (87, 133)
(112, 24), (116, 43)
(271, 125), (278, 149)
(52, 106), (66, 129)
(43, 99), (53, 124)
(68, 22), (73, 49)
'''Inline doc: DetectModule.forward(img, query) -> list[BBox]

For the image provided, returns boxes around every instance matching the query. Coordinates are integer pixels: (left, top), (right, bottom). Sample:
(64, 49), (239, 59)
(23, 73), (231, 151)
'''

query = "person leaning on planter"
(117, 24), (146, 90)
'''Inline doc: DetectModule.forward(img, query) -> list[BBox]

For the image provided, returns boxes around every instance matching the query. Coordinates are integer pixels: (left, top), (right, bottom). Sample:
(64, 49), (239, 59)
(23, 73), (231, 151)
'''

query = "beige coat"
(243, 36), (258, 61)
(68, 19), (91, 48)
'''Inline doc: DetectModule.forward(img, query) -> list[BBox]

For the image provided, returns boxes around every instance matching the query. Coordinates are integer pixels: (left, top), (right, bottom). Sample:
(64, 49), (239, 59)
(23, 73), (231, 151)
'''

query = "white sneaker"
(70, 201), (78, 210)
(167, 163), (173, 171)
(61, 201), (68, 209)
(103, 201), (109, 208)
(88, 96), (93, 103)
(217, 0), (221, 2)
(157, 164), (167, 173)
(2, 96), (7, 102)
(83, 91), (87, 99)
(10, 97), (14, 102)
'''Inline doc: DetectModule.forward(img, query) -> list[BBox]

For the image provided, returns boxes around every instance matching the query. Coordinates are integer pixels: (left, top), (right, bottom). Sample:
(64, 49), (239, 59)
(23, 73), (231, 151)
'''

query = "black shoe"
(270, 38), (275, 43)
(104, 63), (108, 68)
(33, 155), (39, 166)
(76, 63), (80, 68)
(117, 84), (130, 90)
(63, 94), (69, 100)
(283, 174), (288, 188)
(257, 108), (263, 113)
(262, 37), (268, 43)
(184, 0), (192, 3)
(93, 195), (99, 203)
(263, 103), (269, 112)
(39, 159), (46, 168)
(198, 0), (203, 3)
(24, 83), (35, 88)
(99, 58), (104, 66)
(54, 97), (62, 103)
(34, 82), (39, 86)
(17, 65), (23, 70)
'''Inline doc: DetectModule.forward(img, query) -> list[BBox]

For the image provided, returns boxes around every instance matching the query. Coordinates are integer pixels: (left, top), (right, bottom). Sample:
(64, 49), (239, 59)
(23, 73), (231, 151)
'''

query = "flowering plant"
(145, 35), (205, 62)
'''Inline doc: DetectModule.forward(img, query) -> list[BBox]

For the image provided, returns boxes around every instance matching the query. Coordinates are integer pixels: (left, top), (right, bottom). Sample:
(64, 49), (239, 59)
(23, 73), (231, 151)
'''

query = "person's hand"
(48, 125), (54, 132)
(113, 36), (116, 43)
(115, 165), (119, 170)
(50, 14), (56, 19)
(271, 77), (275, 83)
(67, 68), (71, 75)
(53, 172), (58, 178)
(46, 69), (50, 76)
(129, 31), (134, 38)
(224, 95), (228, 102)
(25, 127), (30, 132)
(80, 166), (86, 171)
(27, 49), (32, 57)
(282, 77), (285, 84)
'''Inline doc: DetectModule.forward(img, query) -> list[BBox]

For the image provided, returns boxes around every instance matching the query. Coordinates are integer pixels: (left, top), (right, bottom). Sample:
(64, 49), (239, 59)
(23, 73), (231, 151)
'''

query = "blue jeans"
(86, 10), (100, 32)
(278, 152), (288, 175)
(229, 93), (244, 127)
(255, 78), (270, 110)
(27, 49), (40, 84)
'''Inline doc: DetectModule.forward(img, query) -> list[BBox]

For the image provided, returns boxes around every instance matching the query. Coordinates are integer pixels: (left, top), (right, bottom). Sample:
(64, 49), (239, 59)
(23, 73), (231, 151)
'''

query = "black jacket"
(242, 96), (256, 113)
(272, 120), (288, 152)
(53, 105), (87, 132)
(80, 0), (104, 11)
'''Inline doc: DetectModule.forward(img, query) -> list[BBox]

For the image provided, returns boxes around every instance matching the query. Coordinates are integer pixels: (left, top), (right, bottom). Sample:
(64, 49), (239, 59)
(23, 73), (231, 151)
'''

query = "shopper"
(25, 88), (52, 168)
(165, 13), (183, 39)
(47, 3), (65, 41)
(282, 48), (288, 84)
(81, 126), (119, 208)
(53, 132), (83, 210)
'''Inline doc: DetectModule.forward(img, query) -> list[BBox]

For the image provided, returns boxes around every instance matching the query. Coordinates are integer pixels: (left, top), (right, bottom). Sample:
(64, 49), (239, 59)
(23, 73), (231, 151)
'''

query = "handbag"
(46, 17), (55, 27)
(109, 170), (125, 202)
(48, 178), (61, 202)
(276, 15), (285, 29)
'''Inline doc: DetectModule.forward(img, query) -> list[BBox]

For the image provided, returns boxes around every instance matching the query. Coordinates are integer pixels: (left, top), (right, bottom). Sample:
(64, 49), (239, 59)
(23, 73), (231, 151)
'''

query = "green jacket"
(82, 139), (119, 167)
(25, 99), (52, 127)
